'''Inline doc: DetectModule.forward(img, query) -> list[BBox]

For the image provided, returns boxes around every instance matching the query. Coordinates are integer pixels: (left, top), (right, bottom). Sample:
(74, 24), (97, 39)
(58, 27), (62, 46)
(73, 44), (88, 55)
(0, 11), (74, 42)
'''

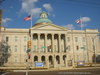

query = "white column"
(53, 55), (57, 68)
(38, 33), (40, 53)
(33, 55), (35, 67)
(65, 55), (68, 67)
(46, 56), (49, 68)
(45, 33), (47, 53)
(65, 34), (67, 52)
(60, 56), (63, 67)
(58, 34), (61, 52)
(38, 55), (41, 62)
(52, 34), (54, 52)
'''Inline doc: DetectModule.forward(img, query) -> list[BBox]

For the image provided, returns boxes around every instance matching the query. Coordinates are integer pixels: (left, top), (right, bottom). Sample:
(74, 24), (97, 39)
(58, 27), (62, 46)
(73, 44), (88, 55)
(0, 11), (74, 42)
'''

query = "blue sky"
(0, 0), (100, 32)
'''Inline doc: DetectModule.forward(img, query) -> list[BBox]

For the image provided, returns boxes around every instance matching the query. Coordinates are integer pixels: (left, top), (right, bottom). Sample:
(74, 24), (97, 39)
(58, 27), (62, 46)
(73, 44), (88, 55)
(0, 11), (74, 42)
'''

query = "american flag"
(24, 15), (31, 21)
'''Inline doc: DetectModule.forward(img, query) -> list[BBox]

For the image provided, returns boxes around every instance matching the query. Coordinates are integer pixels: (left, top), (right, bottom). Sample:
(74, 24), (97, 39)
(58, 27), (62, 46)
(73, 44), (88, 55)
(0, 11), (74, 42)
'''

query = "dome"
(35, 18), (53, 24)
(35, 11), (53, 24)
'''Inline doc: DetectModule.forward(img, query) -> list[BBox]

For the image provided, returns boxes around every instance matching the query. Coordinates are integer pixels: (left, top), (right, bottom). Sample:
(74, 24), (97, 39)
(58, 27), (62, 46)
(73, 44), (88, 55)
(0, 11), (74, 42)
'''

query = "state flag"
(76, 19), (81, 24)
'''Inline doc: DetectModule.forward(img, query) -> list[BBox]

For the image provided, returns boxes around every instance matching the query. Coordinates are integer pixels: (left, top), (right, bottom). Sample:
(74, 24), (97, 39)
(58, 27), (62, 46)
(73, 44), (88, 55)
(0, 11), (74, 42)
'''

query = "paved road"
(1, 67), (100, 75)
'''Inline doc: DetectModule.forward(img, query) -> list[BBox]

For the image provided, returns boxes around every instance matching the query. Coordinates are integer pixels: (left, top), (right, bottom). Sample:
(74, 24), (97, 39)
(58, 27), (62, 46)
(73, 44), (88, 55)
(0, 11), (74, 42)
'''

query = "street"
(1, 67), (100, 75)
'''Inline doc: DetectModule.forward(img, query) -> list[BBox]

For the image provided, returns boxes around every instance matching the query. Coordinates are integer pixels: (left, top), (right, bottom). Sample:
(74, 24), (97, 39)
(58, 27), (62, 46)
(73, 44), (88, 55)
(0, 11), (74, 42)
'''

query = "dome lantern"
(40, 11), (48, 19)
(35, 11), (53, 24)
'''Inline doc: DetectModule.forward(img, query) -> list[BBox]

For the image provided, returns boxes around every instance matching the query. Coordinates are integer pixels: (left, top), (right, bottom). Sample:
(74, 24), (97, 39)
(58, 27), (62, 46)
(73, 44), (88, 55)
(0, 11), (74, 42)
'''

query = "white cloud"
(62, 24), (75, 30)
(76, 17), (91, 29)
(76, 17), (91, 23)
(81, 17), (91, 22)
(21, 0), (42, 17)
(2, 18), (12, 24)
(43, 3), (53, 12)
(29, 8), (42, 17)
(20, 0), (54, 17)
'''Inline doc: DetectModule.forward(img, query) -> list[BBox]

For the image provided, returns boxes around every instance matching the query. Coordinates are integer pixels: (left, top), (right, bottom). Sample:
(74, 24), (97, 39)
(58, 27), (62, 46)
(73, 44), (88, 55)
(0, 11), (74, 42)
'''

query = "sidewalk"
(0, 64), (100, 72)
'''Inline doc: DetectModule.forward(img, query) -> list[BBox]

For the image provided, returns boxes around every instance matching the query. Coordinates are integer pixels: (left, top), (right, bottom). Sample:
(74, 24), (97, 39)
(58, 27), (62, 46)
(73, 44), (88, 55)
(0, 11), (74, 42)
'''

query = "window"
(67, 37), (70, 42)
(24, 36), (27, 41)
(75, 37), (78, 42)
(6, 36), (9, 42)
(24, 45), (26, 52)
(14, 56), (18, 63)
(33, 36), (37, 40)
(27, 37), (29, 40)
(34, 45), (36, 51)
(14, 45), (18, 52)
(68, 45), (71, 51)
(84, 55), (86, 62)
(83, 37), (85, 42)
(83, 45), (86, 50)
(77, 55), (79, 62)
(66, 45), (71, 52)
(15, 36), (18, 42)
(76, 45), (79, 50)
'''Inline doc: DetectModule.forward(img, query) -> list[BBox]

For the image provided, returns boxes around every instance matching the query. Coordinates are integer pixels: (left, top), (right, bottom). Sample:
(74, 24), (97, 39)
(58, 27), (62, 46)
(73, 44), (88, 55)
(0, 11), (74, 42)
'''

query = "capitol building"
(0, 12), (100, 69)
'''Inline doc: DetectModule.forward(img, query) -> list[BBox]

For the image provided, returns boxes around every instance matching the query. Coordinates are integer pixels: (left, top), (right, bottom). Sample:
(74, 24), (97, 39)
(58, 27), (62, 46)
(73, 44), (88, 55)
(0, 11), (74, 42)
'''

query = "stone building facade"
(0, 12), (100, 69)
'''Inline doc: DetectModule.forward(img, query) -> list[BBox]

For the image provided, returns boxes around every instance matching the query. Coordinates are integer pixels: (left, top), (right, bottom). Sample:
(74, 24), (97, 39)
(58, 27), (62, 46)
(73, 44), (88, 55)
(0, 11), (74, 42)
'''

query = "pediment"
(32, 24), (67, 31)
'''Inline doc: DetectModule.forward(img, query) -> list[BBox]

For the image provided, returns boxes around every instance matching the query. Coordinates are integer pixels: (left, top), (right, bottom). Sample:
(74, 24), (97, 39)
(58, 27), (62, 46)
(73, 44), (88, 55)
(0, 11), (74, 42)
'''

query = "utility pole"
(0, 9), (2, 66)
(25, 14), (32, 75)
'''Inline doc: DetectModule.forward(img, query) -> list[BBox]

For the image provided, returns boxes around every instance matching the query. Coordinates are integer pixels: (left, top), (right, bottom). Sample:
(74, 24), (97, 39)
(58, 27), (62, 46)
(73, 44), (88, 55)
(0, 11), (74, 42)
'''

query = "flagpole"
(80, 16), (83, 30)
(80, 16), (86, 64)
(26, 14), (32, 75)
(30, 14), (32, 67)
(30, 14), (33, 28)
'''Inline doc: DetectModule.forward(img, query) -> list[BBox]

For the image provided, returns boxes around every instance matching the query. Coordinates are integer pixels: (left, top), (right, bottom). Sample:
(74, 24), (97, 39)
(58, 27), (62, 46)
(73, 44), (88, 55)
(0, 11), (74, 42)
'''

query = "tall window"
(24, 45), (26, 52)
(33, 36), (37, 40)
(24, 36), (27, 41)
(76, 45), (79, 50)
(14, 45), (18, 52)
(67, 37), (70, 42)
(6, 36), (9, 42)
(14, 56), (18, 63)
(27, 37), (29, 40)
(83, 45), (86, 50)
(77, 55), (79, 62)
(68, 45), (71, 51)
(84, 55), (86, 62)
(83, 37), (85, 42)
(34, 45), (36, 51)
(75, 37), (78, 42)
(15, 36), (18, 42)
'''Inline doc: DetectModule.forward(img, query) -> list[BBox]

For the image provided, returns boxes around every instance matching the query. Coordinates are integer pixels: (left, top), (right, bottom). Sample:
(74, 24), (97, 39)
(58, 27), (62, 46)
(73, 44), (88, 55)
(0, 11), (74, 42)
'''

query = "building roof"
(35, 11), (53, 24)
(35, 18), (52, 24)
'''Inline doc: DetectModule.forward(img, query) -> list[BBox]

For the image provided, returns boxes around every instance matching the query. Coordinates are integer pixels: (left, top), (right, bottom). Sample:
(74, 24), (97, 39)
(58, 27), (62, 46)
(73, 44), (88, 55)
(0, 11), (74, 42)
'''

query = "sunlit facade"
(0, 12), (100, 69)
